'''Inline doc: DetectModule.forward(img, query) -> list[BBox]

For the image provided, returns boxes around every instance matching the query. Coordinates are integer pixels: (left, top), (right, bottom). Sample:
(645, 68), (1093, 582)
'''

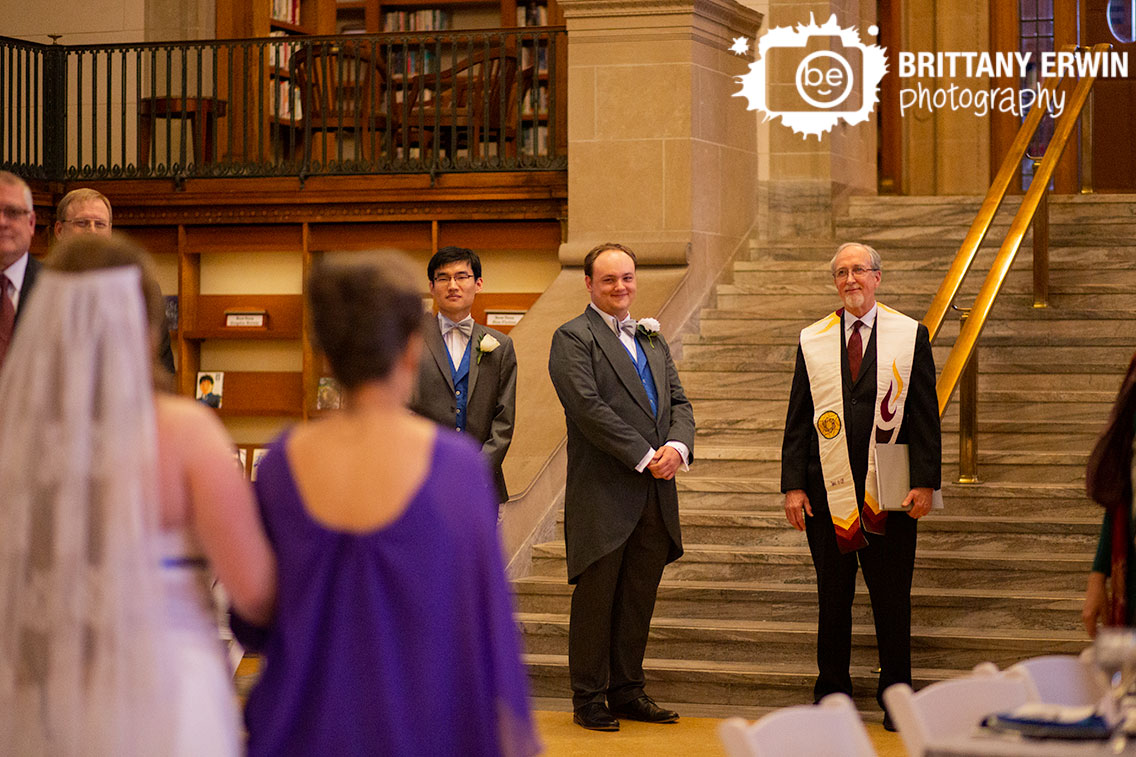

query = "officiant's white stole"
(799, 305), (917, 553)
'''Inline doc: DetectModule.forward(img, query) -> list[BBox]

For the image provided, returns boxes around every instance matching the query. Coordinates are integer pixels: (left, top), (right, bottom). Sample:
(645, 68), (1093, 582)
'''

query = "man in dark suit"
(410, 246), (517, 505)
(780, 242), (940, 731)
(0, 171), (42, 373)
(549, 242), (695, 731)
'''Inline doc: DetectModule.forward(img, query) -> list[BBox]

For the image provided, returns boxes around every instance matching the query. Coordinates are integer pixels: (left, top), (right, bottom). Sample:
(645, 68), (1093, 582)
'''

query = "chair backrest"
(883, 663), (1032, 757)
(290, 42), (387, 128)
(719, 693), (877, 757)
(408, 46), (521, 129)
(1007, 652), (1108, 707)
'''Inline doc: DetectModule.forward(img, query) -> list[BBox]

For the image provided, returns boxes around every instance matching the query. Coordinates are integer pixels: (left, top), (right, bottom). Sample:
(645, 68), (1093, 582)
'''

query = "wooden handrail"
(921, 45), (1072, 343)
(934, 42), (1112, 417)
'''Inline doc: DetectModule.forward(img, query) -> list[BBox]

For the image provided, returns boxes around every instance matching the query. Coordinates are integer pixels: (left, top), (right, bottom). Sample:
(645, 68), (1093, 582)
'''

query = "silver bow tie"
(443, 317), (474, 338)
(619, 318), (637, 338)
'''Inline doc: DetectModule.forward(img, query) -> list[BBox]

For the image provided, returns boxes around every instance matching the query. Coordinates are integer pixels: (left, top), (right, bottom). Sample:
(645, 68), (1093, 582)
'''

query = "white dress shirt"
(438, 312), (474, 371)
(844, 303), (877, 358)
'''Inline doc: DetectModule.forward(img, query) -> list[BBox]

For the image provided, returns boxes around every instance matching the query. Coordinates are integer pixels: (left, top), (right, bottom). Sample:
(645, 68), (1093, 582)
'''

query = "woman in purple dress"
(240, 254), (540, 757)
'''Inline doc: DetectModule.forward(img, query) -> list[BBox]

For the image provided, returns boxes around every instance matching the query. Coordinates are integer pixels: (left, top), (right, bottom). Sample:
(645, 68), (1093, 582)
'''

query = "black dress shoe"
(610, 695), (679, 723)
(883, 712), (897, 732)
(573, 703), (620, 731)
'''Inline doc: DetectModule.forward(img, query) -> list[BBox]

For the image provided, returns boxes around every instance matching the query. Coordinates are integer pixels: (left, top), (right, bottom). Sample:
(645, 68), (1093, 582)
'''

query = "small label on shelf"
(225, 310), (268, 328)
(486, 310), (525, 327)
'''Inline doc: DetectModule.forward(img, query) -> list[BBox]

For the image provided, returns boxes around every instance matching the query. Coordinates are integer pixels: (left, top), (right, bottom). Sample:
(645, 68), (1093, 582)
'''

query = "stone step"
(693, 428), (1101, 456)
(690, 399), (1112, 431)
(518, 614), (1085, 670)
(679, 344), (1136, 370)
(681, 369), (1121, 399)
(529, 543), (1091, 590)
(689, 459), (1087, 485)
(512, 576), (1084, 631)
(722, 266), (1136, 294)
(704, 297), (1136, 322)
(696, 445), (1091, 467)
(525, 654), (1028, 710)
(549, 510), (1098, 552)
(688, 317), (1135, 347)
(671, 487), (1100, 520)
(738, 246), (1136, 271)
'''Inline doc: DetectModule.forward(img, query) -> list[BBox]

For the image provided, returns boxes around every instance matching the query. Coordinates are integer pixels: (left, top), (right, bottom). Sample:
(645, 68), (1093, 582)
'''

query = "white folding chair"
(882, 662), (1032, 757)
(1007, 651), (1107, 706)
(718, 693), (877, 757)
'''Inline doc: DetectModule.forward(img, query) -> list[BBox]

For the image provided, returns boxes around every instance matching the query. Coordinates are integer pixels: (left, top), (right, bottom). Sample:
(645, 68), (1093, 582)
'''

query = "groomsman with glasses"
(411, 246), (517, 508)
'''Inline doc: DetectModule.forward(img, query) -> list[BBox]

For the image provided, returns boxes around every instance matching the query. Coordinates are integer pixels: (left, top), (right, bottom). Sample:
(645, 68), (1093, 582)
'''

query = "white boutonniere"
(636, 317), (660, 347)
(476, 333), (500, 364)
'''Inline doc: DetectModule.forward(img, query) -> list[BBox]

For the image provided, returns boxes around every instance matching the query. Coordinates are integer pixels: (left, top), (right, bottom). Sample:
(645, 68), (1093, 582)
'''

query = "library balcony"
(0, 28), (565, 184)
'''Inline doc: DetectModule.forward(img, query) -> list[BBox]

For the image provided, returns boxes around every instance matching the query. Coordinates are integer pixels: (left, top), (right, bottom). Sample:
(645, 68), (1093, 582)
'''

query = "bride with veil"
(0, 234), (276, 756)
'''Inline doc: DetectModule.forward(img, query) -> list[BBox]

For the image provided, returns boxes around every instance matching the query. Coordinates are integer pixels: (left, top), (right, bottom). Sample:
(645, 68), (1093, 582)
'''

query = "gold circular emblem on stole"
(817, 411), (841, 439)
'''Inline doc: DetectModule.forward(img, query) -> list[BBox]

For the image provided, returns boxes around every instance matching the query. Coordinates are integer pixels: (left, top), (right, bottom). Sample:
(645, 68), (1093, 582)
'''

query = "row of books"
(520, 84), (548, 116)
(272, 80), (304, 122)
(382, 9), (453, 32)
(521, 45), (549, 73)
(271, 0), (301, 26)
(515, 2), (550, 26)
(269, 32), (296, 71)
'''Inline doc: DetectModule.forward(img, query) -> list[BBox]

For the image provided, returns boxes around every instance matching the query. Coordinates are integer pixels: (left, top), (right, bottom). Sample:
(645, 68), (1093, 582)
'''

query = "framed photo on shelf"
(317, 376), (342, 410)
(196, 371), (224, 409)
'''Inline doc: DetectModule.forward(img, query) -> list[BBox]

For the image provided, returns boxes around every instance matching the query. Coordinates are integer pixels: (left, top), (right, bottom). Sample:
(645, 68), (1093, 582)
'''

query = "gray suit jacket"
(549, 307), (695, 582)
(410, 315), (517, 503)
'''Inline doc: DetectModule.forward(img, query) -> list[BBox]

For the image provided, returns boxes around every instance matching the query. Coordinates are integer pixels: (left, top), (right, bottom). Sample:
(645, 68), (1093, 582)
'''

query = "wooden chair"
(718, 694), (877, 757)
(289, 41), (389, 166)
(1007, 651), (1108, 707)
(403, 46), (521, 161)
(883, 663), (1032, 757)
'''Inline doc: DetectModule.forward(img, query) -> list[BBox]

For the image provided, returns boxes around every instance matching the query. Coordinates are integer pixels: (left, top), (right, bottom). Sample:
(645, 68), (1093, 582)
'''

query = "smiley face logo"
(796, 50), (854, 109)
(817, 410), (842, 439)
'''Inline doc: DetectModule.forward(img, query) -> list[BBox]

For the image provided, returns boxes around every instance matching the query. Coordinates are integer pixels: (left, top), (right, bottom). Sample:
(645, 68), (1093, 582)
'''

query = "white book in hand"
(874, 443), (944, 511)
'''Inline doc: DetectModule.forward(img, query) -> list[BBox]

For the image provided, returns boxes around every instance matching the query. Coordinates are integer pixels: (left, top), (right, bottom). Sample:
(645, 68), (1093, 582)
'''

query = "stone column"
(756, 0), (877, 239)
(557, 0), (762, 329)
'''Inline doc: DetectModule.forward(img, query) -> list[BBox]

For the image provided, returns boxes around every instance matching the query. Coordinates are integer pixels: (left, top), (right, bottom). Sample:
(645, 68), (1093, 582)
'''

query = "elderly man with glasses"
(410, 245), (517, 509)
(54, 188), (113, 239)
(0, 171), (42, 372)
(780, 242), (941, 732)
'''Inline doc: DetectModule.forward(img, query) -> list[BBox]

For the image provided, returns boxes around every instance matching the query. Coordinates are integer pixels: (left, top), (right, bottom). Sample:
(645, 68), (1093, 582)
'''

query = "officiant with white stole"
(410, 246), (517, 506)
(780, 242), (940, 731)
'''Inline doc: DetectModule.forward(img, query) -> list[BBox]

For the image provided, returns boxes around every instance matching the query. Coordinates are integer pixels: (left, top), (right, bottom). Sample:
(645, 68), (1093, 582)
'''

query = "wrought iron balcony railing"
(0, 28), (566, 182)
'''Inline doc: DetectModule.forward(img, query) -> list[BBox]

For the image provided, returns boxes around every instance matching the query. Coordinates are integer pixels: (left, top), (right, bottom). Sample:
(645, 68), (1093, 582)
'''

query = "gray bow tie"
(442, 317), (474, 338)
(618, 318), (637, 338)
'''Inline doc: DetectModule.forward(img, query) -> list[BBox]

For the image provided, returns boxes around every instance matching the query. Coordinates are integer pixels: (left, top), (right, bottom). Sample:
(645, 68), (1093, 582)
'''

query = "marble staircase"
(515, 194), (1136, 717)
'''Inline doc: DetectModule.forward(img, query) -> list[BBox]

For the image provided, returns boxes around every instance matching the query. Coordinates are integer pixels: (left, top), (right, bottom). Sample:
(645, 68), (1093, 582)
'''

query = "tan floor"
(534, 710), (907, 757)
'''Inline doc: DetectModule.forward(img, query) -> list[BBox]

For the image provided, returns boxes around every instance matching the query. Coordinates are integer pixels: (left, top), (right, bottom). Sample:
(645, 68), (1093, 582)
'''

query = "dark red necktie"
(847, 320), (863, 381)
(0, 275), (14, 371)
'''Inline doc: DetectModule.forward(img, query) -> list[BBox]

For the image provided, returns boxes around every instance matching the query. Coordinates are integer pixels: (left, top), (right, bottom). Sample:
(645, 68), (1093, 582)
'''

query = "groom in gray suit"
(410, 246), (517, 505)
(549, 242), (695, 731)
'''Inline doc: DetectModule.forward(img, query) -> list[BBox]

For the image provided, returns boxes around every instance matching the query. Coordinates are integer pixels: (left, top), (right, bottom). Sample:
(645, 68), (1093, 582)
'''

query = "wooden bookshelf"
(334, 0), (559, 35)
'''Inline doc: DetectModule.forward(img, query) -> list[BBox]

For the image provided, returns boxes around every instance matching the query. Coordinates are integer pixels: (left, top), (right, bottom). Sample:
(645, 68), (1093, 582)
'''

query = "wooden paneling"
(215, 371), (304, 416)
(184, 294), (303, 338)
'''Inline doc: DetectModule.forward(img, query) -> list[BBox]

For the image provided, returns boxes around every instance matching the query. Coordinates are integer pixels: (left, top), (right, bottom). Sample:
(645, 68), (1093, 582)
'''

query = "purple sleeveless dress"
(243, 429), (540, 757)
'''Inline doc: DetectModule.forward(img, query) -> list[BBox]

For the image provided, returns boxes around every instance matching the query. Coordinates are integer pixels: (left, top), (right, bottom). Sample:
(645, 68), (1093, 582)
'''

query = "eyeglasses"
(433, 273), (475, 285)
(62, 218), (110, 231)
(0, 206), (31, 221)
(833, 266), (879, 281)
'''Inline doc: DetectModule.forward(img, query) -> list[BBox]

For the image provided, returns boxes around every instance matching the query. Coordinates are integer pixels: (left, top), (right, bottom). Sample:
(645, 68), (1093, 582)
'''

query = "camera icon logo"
(736, 14), (888, 139)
